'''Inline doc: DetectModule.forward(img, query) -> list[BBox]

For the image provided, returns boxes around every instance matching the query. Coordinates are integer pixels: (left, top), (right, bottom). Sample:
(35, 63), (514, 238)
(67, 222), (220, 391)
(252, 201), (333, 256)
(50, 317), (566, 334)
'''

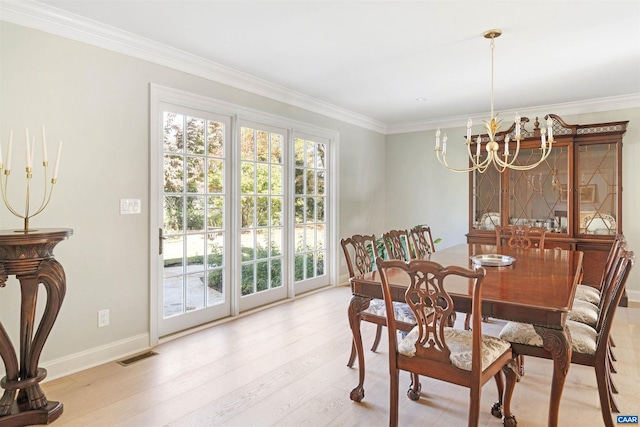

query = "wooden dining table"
(348, 243), (583, 427)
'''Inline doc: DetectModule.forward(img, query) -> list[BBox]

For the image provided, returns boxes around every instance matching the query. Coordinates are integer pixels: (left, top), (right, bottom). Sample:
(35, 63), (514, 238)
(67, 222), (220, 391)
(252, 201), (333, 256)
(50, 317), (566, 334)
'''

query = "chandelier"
(434, 29), (554, 173)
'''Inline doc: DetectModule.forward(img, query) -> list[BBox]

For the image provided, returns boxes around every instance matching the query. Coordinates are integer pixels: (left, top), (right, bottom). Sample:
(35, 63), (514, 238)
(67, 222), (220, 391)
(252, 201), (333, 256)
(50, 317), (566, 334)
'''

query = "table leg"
(347, 295), (371, 402)
(533, 325), (572, 427)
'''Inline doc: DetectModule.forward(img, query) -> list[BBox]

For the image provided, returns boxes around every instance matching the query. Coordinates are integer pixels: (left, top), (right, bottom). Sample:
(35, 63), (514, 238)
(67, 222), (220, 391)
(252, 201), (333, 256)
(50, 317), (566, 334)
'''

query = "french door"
(237, 121), (288, 311)
(293, 134), (328, 294)
(157, 107), (232, 337)
(151, 88), (333, 338)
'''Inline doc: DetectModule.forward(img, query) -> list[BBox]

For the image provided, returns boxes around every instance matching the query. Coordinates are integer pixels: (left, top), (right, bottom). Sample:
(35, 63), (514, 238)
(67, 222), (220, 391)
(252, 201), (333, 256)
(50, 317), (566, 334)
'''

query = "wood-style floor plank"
(42, 286), (640, 426)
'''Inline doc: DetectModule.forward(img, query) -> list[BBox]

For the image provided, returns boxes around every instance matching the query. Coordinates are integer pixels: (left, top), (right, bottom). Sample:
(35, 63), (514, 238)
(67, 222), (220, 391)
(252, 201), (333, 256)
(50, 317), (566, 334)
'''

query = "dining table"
(348, 243), (583, 427)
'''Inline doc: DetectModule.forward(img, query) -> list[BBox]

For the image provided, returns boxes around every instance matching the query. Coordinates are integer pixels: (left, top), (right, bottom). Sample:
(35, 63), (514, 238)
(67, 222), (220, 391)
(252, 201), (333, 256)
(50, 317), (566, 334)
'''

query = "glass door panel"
(294, 136), (328, 294)
(159, 110), (231, 336)
(576, 143), (618, 235)
(238, 124), (287, 311)
(472, 161), (501, 230)
(507, 145), (569, 234)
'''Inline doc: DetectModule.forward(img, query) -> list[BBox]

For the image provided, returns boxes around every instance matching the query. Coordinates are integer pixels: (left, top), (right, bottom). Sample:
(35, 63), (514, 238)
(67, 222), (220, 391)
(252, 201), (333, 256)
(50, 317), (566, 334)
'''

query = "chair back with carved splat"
(382, 229), (413, 261)
(410, 225), (435, 258)
(376, 257), (516, 427)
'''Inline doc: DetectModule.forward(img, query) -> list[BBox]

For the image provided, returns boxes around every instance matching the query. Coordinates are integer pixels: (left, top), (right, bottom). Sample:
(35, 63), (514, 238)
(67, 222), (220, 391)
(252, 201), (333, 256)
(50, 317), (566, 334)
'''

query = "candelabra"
(0, 127), (62, 232)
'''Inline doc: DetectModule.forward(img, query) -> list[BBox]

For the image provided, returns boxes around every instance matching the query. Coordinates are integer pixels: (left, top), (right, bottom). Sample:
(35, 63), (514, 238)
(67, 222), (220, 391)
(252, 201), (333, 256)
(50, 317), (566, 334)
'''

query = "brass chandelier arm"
(493, 140), (554, 171)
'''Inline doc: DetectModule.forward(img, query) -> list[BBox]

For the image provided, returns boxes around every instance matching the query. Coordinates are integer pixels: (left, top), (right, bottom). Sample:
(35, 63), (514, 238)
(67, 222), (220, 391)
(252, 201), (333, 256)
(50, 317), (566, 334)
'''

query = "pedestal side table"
(0, 228), (72, 426)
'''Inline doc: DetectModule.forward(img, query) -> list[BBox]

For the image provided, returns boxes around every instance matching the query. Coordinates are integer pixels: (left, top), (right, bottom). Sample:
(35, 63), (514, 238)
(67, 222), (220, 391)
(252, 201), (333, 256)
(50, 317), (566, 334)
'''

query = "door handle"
(159, 228), (166, 255)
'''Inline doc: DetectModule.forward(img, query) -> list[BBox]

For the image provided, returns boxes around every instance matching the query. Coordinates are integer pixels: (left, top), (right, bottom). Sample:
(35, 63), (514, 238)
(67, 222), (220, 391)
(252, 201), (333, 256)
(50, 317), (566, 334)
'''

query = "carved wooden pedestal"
(0, 228), (72, 426)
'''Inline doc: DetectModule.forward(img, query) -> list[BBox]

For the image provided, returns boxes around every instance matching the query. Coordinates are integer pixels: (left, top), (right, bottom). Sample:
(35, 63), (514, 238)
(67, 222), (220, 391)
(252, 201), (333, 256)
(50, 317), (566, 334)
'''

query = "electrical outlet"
(98, 309), (109, 327)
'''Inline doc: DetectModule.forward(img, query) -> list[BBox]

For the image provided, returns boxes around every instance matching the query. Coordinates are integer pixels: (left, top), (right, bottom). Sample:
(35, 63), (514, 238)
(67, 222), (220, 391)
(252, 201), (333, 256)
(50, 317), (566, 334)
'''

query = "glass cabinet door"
(576, 143), (618, 235)
(472, 164), (501, 230)
(506, 145), (569, 234)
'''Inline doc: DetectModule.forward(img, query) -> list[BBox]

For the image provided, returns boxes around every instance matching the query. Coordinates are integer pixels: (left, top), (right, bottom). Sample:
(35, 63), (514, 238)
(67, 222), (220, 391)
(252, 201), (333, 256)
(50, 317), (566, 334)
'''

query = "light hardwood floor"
(43, 286), (640, 426)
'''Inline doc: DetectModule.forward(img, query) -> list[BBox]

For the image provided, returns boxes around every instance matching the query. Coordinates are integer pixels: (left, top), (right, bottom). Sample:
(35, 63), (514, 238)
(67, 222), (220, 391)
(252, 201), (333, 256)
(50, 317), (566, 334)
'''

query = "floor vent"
(117, 351), (158, 366)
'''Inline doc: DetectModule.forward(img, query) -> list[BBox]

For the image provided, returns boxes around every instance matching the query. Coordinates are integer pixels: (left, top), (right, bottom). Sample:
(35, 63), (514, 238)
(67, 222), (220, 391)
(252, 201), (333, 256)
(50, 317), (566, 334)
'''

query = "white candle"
(515, 113), (521, 137)
(442, 134), (447, 154)
(541, 128), (546, 149)
(435, 128), (441, 149)
(6, 136), (12, 172)
(52, 141), (62, 180)
(26, 128), (32, 168)
(547, 117), (554, 140)
(504, 135), (510, 155)
(466, 119), (472, 142)
(476, 140), (481, 156)
(42, 125), (48, 163)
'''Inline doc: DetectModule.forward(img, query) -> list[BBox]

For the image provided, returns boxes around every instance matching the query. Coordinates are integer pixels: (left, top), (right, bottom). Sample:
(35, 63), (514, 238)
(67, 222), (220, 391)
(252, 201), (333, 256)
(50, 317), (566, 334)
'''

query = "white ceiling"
(7, 1), (640, 131)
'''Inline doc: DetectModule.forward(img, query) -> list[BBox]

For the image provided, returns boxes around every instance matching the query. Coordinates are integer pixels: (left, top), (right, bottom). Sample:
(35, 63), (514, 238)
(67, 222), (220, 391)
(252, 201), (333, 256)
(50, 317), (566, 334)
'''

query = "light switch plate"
(120, 199), (141, 214)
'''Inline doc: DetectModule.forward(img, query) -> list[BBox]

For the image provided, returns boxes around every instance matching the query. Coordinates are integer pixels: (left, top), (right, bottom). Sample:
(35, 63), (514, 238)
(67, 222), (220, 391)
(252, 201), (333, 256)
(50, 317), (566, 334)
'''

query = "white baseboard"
(626, 289), (639, 304)
(42, 333), (150, 382)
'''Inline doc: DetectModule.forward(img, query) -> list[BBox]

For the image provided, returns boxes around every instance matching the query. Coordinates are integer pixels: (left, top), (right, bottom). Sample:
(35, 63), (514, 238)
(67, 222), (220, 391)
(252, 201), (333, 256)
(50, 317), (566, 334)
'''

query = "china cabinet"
(466, 114), (628, 304)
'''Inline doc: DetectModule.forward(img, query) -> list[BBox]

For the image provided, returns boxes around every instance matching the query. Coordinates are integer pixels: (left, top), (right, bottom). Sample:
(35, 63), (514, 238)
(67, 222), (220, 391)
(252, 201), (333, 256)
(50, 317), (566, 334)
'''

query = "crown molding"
(386, 94), (640, 135)
(0, 0), (387, 134)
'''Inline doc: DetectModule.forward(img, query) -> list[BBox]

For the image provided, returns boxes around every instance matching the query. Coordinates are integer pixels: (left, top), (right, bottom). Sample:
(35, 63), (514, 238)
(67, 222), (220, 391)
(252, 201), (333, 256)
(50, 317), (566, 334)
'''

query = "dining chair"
(382, 229), (414, 261)
(409, 225), (435, 258)
(566, 238), (626, 406)
(574, 233), (625, 305)
(499, 248), (635, 427)
(568, 235), (626, 328)
(340, 234), (421, 396)
(492, 224), (546, 378)
(376, 257), (517, 427)
(496, 224), (547, 249)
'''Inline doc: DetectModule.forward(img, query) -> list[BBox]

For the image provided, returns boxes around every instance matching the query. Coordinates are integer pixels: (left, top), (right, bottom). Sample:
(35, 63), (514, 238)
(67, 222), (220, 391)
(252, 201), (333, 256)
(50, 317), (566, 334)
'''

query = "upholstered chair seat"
(567, 299), (598, 327)
(364, 299), (419, 324)
(574, 284), (601, 304)
(399, 326), (512, 371)
(499, 320), (597, 355)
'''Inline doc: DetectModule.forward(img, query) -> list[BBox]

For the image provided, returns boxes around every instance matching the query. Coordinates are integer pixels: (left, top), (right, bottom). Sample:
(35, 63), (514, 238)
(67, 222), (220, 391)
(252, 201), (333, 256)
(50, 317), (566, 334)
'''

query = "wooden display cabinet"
(466, 114), (628, 305)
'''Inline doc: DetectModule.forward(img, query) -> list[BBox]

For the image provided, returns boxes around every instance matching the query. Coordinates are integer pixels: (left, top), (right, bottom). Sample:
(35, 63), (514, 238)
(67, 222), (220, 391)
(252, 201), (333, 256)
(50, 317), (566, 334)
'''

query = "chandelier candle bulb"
(504, 135), (510, 155)
(442, 135), (447, 154)
(435, 128), (441, 149)
(476, 140), (481, 156)
(467, 119), (472, 141)
(547, 118), (554, 140)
